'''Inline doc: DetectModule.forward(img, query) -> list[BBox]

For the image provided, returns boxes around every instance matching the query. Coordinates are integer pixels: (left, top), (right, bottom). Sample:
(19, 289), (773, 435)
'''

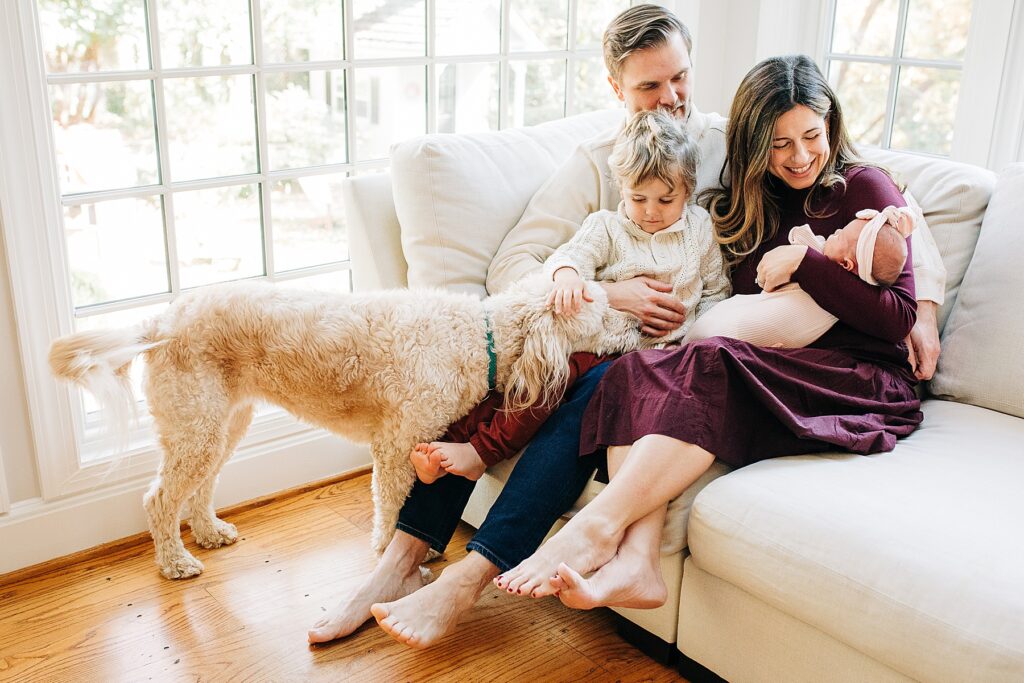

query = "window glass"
(830, 0), (899, 56)
(270, 174), (349, 272)
(891, 66), (960, 155)
(509, 0), (569, 52)
(64, 196), (169, 307)
(164, 75), (259, 181)
(261, 0), (345, 63)
(437, 62), (500, 133)
(509, 60), (566, 127)
(902, 0), (973, 60)
(157, 0), (253, 68)
(49, 80), (159, 194)
(435, 0), (500, 56)
(353, 66), (426, 160)
(174, 184), (265, 288)
(827, 60), (890, 147)
(265, 70), (348, 170)
(352, 0), (425, 58)
(37, 0), (150, 73)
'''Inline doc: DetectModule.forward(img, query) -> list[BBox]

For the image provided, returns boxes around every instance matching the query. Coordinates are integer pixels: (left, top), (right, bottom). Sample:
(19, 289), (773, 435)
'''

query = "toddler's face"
(622, 177), (688, 234)
(822, 218), (866, 268)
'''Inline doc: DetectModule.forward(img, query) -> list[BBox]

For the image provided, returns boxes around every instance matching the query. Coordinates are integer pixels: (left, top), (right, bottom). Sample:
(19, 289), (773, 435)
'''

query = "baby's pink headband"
(854, 206), (916, 285)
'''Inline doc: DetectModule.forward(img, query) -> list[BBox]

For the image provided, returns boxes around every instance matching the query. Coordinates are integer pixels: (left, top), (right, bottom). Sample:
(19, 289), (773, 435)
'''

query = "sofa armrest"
(344, 172), (408, 291)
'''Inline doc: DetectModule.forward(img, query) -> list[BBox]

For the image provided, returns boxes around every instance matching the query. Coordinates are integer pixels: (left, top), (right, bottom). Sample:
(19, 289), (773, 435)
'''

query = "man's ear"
(841, 257), (856, 273)
(608, 74), (625, 102)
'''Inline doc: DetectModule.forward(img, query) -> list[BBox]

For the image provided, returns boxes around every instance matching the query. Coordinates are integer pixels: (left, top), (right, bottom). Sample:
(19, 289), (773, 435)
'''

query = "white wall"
(690, 0), (824, 118)
(0, 228), (40, 504)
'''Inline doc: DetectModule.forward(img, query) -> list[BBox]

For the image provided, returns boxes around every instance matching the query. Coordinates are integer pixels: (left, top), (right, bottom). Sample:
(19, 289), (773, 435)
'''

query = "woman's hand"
(905, 300), (941, 380)
(756, 245), (808, 292)
(601, 277), (687, 337)
(547, 267), (591, 315)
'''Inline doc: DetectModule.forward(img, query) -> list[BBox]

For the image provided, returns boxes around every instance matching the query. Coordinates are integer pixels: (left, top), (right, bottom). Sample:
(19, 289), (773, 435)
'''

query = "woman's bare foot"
(550, 552), (666, 610)
(433, 441), (487, 481)
(410, 443), (446, 484)
(371, 553), (497, 648)
(308, 535), (429, 644)
(494, 514), (623, 599)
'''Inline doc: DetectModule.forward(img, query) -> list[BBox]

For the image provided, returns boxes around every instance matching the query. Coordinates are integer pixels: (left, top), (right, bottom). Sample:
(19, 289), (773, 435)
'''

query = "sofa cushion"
(929, 164), (1024, 418)
(860, 148), (996, 330)
(687, 399), (1024, 683)
(390, 109), (624, 296)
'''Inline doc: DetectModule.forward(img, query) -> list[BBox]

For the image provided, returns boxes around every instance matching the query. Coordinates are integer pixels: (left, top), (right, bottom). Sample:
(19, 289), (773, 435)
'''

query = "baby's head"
(822, 206), (915, 286)
(609, 109), (699, 234)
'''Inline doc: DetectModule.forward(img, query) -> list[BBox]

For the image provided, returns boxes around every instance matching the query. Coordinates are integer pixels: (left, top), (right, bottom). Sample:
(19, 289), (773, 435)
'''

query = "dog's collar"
(484, 312), (497, 391)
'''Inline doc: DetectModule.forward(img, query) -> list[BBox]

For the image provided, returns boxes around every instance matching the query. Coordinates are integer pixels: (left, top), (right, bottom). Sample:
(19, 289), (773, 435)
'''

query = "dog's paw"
(193, 520), (239, 549)
(160, 553), (204, 580)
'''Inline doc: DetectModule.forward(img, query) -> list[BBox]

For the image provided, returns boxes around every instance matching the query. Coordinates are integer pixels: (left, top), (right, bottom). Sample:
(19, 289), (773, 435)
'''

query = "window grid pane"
(40, 0), (619, 452)
(826, 0), (972, 156)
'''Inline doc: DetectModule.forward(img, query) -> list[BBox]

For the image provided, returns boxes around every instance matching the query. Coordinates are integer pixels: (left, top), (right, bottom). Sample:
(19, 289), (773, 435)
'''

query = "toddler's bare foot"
(433, 441), (487, 481)
(307, 556), (427, 644)
(550, 553), (666, 610)
(410, 443), (446, 484)
(494, 513), (622, 599)
(371, 555), (496, 648)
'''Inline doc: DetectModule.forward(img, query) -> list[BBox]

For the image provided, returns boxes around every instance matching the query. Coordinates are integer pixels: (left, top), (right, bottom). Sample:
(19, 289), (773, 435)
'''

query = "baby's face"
(622, 177), (688, 234)
(822, 219), (866, 265)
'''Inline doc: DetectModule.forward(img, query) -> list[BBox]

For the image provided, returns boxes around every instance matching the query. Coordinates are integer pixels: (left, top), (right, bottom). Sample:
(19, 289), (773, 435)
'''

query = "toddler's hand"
(546, 268), (592, 315)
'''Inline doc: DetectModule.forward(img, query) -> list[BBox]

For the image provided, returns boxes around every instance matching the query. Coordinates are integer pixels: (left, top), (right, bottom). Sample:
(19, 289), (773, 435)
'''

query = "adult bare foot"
(410, 443), (446, 484)
(433, 441), (487, 481)
(308, 535), (429, 644)
(494, 514), (623, 599)
(550, 553), (666, 610)
(370, 553), (497, 648)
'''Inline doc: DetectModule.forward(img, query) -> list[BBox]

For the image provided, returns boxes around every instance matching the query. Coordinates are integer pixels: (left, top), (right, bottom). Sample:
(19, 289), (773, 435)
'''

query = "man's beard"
(666, 100), (689, 119)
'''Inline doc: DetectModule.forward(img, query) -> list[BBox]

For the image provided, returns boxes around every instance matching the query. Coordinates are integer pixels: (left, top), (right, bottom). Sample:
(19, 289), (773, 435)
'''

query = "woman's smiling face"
(768, 104), (830, 190)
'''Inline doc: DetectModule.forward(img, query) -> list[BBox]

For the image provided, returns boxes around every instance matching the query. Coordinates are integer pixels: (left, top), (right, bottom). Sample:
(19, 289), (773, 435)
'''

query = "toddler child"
(683, 204), (917, 348)
(411, 109), (731, 484)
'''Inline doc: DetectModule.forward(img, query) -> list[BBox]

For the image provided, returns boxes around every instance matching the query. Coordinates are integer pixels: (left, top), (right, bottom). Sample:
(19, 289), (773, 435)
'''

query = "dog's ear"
(505, 302), (573, 412)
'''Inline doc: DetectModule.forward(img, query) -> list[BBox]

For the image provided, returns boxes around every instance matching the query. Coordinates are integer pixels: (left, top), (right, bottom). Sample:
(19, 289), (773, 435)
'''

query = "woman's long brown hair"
(702, 55), (868, 266)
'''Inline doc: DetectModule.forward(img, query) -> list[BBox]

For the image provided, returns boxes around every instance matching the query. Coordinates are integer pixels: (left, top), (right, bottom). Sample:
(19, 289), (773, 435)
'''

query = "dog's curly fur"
(48, 276), (642, 579)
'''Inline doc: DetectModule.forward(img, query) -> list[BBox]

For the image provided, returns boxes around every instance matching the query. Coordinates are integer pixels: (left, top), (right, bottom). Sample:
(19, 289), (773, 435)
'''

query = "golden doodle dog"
(49, 276), (642, 579)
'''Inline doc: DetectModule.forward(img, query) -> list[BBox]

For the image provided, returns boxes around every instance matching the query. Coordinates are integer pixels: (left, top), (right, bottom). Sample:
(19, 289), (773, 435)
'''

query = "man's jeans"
(395, 361), (611, 571)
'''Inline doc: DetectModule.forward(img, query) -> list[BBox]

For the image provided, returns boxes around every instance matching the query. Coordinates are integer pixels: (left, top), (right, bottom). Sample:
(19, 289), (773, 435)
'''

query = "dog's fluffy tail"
(48, 327), (163, 445)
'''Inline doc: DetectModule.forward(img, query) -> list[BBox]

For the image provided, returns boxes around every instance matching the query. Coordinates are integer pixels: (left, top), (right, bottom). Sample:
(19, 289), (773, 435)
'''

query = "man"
(308, 4), (943, 649)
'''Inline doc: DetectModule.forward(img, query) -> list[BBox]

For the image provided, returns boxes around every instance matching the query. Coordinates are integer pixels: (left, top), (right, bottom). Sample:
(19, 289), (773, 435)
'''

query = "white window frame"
(817, 0), (1014, 167)
(0, 0), (625, 502)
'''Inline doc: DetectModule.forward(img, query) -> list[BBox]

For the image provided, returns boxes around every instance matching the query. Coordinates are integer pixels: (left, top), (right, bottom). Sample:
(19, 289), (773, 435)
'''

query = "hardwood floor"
(0, 474), (684, 682)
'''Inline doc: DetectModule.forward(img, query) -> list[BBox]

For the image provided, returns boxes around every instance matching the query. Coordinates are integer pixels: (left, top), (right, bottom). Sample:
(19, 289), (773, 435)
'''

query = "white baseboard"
(0, 431), (371, 575)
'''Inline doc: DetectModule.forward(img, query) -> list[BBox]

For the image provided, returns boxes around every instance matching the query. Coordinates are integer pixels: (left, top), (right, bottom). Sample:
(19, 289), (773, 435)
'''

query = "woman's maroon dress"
(581, 166), (924, 467)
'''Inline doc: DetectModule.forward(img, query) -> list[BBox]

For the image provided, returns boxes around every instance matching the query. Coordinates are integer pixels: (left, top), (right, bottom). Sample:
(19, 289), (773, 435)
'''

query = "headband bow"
(853, 205), (916, 285)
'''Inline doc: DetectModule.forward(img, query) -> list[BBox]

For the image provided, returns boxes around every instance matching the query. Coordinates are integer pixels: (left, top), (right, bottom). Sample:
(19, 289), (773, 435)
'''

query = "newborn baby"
(683, 205), (916, 349)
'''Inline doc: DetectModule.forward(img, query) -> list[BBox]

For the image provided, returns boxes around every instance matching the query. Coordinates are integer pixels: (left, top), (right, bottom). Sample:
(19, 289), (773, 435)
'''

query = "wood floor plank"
(0, 474), (685, 682)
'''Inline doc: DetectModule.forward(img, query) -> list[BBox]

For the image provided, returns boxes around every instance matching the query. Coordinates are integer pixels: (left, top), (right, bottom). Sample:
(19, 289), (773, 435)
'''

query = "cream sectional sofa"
(344, 110), (1024, 682)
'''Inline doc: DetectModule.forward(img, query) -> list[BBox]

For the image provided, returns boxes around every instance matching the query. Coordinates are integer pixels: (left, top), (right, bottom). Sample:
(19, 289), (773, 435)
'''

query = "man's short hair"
(603, 4), (692, 81)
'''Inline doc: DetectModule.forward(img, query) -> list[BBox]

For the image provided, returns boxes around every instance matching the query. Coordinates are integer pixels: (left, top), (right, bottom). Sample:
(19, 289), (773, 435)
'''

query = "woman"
(495, 54), (924, 608)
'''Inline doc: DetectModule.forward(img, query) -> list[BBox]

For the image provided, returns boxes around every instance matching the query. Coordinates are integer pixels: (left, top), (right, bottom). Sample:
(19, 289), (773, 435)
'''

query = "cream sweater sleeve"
(904, 189), (947, 305)
(692, 207), (732, 320)
(542, 211), (614, 281)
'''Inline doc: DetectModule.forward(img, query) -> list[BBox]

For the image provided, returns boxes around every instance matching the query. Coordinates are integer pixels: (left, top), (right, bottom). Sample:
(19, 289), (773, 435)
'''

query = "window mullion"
(499, 0), (511, 129)
(882, 0), (912, 149)
(344, 0), (357, 161)
(250, 0), (274, 281)
(426, 0), (436, 133)
(146, 0), (180, 297)
(566, 0), (577, 115)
